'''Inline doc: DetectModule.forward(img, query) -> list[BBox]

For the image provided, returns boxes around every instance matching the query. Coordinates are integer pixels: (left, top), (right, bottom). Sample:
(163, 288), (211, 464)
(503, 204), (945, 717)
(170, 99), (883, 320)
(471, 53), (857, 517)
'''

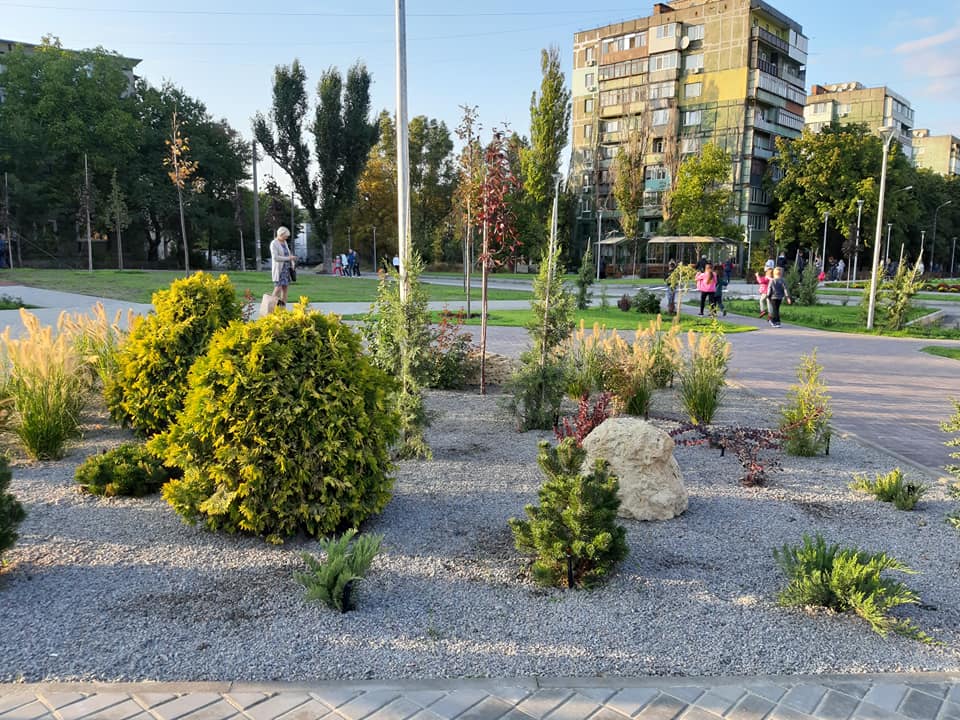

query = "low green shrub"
(851, 468), (927, 511)
(504, 353), (569, 431)
(106, 272), (242, 436)
(575, 249), (595, 310)
(940, 401), (960, 530)
(509, 438), (627, 588)
(295, 529), (383, 612)
(617, 294), (632, 312)
(74, 443), (175, 497)
(797, 267), (819, 306)
(152, 303), (400, 543)
(631, 289), (661, 314)
(0, 456), (25, 563)
(677, 329), (729, 425)
(774, 533), (933, 641)
(779, 350), (832, 456)
(424, 312), (477, 390)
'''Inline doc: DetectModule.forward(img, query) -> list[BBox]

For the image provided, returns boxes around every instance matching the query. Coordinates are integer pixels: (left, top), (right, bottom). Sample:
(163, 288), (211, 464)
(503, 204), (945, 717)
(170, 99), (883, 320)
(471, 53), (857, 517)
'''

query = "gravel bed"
(1, 387), (959, 682)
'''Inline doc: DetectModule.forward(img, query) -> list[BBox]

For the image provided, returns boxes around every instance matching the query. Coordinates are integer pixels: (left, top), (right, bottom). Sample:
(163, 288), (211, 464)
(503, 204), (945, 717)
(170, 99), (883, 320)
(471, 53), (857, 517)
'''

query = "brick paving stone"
(899, 691), (943, 720)
(149, 693), (223, 720)
(243, 694), (314, 720)
(940, 701), (960, 720)
(337, 692), (402, 720)
(0, 696), (33, 715)
(746, 688), (788, 705)
(405, 711), (445, 720)
(726, 694), (776, 720)
(814, 691), (860, 720)
(515, 690), (575, 720)
(224, 693), (272, 711)
(74, 699), (147, 720)
(605, 688), (660, 717)
(667, 690), (707, 706)
(454, 696), (513, 720)
(694, 691), (744, 716)
(852, 702), (904, 720)
(132, 693), (180, 710)
(907, 688), (949, 701)
(36, 693), (86, 712)
(363, 698), (422, 720)
(588, 709), (632, 720)
(823, 685), (871, 701)
(862, 687), (909, 713)
(575, 689), (618, 706)
(680, 706), (723, 720)
(175, 699), (239, 720)
(497, 711), (537, 720)
(308, 689), (363, 712)
(544, 693), (601, 720)
(0, 701), (51, 720)
(274, 699), (331, 720)
(403, 694), (446, 711)
(948, 690), (960, 707)
(769, 705), (817, 720)
(424, 690), (489, 720)
(56, 694), (129, 720)
(491, 689), (535, 707)
(635, 693), (688, 720)
(781, 687), (830, 716)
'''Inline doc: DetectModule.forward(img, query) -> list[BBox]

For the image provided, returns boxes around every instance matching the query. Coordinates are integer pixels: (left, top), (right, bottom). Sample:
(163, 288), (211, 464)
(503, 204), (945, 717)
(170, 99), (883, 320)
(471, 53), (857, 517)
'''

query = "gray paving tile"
(132, 693), (179, 711)
(667, 690), (707, 706)
(781, 687), (829, 716)
(908, 688), (949, 702)
(365, 698), (422, 720)
(586, 710), (632, 720)
(900, 690), (943, 720)
(851, 701), (904, 720)
(455, 696), (513, 720)
(36, 693), (86, 712)
(274, 699), (331, 720)
(406, 711), (445, 720)
(863, 686), (910, 713)
(940, 701), (960, 720)
(544, 693), (601, 720)
(149, 693), (222, 720)
(726, 694), (776, 720)
(57, 694), (129, 720)
(605, 688), (660, 717)
(492, 689), (535, 707)
(0, 697), (34, 715)
(947, 689), (960, 707)
(814, 690), (860, 720)
(712, 690), (749, 706)
(244, 694), (313, 720)
(680, 707), (723, 720)
(635, 694), (688, 720)
(745, 689), (788, 706)
(338, 692), (402, 720)
(426, 691), (489, 720)
(693, 691), (742, 716)
(0, 702), (52, 720)
(576, 689), (618, 706)
(174, 699), (238, 720)
(224, 693), (272, 711)
(824, 685), (872, 702)
(495, 711), (536, 720)
(309, 690), (363, 712)
(768, 706), (816, 720)
(76, 700), (148, 720)
(403, 694), (446, 711)
(515, 690), (575, 720)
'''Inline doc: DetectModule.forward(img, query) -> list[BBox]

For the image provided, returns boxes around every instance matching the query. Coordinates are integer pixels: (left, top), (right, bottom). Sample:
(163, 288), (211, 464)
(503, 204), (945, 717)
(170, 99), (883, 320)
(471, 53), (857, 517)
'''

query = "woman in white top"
(270, 226), (296, 307)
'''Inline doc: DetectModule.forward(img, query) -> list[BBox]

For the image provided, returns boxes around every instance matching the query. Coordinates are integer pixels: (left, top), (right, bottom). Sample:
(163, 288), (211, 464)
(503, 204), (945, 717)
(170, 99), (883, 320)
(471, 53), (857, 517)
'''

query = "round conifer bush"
(105, 272), (242, 437)
(152, 303), (400, 543)
(0, 456), (26, 563)
(75, 443), (175, 497)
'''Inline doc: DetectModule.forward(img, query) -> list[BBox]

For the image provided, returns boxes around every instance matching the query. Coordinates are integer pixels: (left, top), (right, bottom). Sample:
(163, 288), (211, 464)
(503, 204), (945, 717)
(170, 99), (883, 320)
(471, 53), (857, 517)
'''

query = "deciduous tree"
(665, 144), (741, 241)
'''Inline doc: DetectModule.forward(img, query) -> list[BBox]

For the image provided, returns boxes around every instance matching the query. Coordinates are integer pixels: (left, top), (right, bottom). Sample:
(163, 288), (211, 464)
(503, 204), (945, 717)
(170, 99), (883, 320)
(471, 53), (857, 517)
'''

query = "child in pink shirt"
(696, 263), (718, 315)
(756, 268), (773, 317)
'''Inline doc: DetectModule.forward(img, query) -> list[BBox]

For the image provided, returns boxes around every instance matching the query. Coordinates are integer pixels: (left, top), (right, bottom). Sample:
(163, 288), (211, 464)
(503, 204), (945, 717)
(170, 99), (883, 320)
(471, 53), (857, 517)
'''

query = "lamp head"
(878, 125), (897, 141)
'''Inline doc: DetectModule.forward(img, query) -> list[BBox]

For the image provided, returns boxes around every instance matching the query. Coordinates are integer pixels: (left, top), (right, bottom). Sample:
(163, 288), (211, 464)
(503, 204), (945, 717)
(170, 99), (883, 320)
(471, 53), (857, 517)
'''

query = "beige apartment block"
(911, 129), (960, 177)
(804, 82), (914, 155)
(570, 0), (808, 257)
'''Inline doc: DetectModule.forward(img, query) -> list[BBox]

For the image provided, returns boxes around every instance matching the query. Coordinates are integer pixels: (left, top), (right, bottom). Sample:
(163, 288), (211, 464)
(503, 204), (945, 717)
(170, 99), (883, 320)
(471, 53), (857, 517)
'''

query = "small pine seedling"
(295, 529), (383, 612)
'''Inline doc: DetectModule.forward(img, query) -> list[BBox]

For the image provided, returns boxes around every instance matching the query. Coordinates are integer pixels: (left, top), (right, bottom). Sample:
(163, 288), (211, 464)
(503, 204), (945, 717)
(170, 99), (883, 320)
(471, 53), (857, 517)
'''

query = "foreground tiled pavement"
(1, 676), (959, 720)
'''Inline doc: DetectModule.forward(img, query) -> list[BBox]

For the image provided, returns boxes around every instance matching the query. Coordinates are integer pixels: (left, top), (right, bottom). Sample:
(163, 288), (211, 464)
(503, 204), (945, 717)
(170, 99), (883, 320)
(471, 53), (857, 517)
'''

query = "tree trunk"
(479, 218), (489, 396)
(325, 221), (335, 274)
(177, 185), (190, 272)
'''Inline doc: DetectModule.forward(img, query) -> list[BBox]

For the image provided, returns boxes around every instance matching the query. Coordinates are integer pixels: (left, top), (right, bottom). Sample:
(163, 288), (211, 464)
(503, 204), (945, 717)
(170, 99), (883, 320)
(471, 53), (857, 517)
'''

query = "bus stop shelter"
(645, 236), (741, 277)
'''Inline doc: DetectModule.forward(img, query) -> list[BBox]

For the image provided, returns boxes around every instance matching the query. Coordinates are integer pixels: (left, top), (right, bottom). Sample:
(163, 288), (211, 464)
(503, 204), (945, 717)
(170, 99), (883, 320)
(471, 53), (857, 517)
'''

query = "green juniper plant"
(296, 529), (383, 612)
(509, 438), (628, 589)
(773, 533), (934, 642)
(576, 248), (595, 310)
(0, 456), (25, 564)
(879, 258), (924, 332)
(851, 468), (927, 511)
(75, 443), (174, 497)
(779, 349), (832, 456)
(941, 399), (960, 530)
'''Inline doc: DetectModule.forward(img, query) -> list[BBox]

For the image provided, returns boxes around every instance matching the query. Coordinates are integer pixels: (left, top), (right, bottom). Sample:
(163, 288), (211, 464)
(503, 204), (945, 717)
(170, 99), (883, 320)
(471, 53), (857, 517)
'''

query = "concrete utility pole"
(84, 154), (94, 272)
(252, 141), (262, 271)
(866, 127), (896, 330)
(2, 172), (11, 269)
(290, 188), (296, 242)
(395, 0), (411, 303)
(821, 212), (829, 278)
(371, 226), (377, 269)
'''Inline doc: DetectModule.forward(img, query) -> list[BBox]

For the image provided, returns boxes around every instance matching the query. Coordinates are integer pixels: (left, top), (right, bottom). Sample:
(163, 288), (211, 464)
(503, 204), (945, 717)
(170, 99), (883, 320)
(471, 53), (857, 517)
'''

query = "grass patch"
(720, 299), (959, 338)
(422, 307), (754, 332)
(820, 288), (960, 303)
(0, 269), (532, 304)
(921, 346), (960, 360)
(0, 293), (26, 310)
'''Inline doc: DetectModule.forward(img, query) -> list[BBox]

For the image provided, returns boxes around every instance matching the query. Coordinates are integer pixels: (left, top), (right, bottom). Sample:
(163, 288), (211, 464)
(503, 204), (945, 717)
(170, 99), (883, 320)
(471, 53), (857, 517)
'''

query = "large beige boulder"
(581, 417), (687, 521)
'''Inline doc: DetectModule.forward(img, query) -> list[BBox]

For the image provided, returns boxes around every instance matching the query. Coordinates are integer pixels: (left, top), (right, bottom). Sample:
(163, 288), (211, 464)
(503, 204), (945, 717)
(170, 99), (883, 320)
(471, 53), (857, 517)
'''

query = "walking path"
(2, 674), (959, 720)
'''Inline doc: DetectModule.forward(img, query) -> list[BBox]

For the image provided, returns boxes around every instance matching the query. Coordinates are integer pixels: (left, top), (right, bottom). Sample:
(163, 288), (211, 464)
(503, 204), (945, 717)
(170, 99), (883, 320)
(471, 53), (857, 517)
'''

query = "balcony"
(757, 58), (778, 76)
(752, 25), (788, 53)
(752, 144), (775, 160)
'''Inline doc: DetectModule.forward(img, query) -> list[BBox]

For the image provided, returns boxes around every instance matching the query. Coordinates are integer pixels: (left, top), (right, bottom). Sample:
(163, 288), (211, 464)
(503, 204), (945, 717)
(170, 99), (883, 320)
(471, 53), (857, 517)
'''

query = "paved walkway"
(2, 675), (959, 720)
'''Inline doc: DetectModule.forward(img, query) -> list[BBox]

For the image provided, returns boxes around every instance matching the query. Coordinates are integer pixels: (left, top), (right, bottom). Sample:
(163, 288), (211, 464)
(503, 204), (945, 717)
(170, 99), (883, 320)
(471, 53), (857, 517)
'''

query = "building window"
(652, 137), (665, 153)
(584, 123), (593, 140)
(649, 52), (679, 72)
(582, 173), (592, 186)
(585, 46), (595, 63)
(656, 23), (677, 39)
(585, 98), (594, 113)
(602, 119), (619, 133)
(686, 24), (704, 41)
(648, 81), (675, 100)
(812, 102), (828, 114)
(645, 165), (668, 181)
(652, 109), (670, 126)
(683, 110), (702, 126)
(685, 82), (702, 98)
(685, 53), (704, 72)
(681, 137), (701, 154)
(637, 32), (648, 46)
(585, 72), (595, 88)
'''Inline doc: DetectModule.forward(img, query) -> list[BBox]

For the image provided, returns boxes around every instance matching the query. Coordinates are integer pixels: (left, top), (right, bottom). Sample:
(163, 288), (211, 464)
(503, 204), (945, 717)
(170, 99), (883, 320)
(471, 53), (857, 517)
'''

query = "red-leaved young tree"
(478, 129), (521, 394)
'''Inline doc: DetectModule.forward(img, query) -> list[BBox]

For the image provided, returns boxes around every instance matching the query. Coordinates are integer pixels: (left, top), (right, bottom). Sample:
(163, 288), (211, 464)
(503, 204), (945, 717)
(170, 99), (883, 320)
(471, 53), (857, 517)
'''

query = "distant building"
(804, 82), (914, 156)
(570, 0), (808, 255)
(911, 129), (960, 177)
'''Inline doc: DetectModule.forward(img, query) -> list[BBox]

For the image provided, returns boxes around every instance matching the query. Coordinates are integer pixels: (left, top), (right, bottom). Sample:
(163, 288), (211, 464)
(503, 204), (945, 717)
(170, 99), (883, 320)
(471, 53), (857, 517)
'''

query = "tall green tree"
(520, 47), (571, 257)
(665, 144), (741, 240)
(409, 116), (456, 262)
(254, 60), (377, 271)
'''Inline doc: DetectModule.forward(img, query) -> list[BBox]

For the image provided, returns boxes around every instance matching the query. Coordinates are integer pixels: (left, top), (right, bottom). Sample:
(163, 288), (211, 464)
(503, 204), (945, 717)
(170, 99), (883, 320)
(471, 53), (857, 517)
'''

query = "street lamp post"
(371, 226), (377, 270)
(849, 199), (864, 288)
(866, 126), (897, 330)
(595, 209), (603, 281)
(821, 211), (829, 278)
(932, 200), (953, 275)
(885, 223), (892, 269)
(951, 236), (957, 278)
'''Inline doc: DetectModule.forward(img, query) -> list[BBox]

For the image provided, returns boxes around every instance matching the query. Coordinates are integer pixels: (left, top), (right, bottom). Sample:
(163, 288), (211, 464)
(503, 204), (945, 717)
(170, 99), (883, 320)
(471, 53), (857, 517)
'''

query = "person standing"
(270, 226), (296, 308)
(756, 267), (773, 317)
(767, 266), (792, 328)
(664, 259), (677, 314)
(723, 257), (733, 284)
(696, 262), (718, 316)
(713, 270), (728, 316)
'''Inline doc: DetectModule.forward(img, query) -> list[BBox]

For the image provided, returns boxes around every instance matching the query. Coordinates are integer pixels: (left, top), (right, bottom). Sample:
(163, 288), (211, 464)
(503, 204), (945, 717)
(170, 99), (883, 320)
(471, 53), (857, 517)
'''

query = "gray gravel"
(1, 387), (958, 682)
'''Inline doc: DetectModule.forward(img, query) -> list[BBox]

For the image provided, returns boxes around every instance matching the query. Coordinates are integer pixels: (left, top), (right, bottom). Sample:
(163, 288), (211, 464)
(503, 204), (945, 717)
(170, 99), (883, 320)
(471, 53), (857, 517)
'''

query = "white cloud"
(894, 24), (960, 55)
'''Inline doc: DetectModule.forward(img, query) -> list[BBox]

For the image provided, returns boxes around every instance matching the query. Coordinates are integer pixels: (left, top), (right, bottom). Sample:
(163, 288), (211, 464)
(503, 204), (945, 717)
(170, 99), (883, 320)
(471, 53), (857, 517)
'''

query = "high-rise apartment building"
(804, 82), (914, 156)
(911, 129), (960, 177)
(570, 0), (808, 255)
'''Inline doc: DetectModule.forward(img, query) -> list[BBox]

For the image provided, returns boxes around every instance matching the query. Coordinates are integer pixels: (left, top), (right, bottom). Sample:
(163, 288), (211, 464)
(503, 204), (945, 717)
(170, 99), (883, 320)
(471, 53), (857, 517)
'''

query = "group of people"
(694, 261), (730, 317)
(332, 249), (360, 277)
(755, 260), (792, 328)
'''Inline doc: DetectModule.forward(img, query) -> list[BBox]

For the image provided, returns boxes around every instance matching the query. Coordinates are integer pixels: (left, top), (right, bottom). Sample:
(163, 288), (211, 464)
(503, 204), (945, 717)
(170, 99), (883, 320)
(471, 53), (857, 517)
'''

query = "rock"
(581, 417), (687, 521)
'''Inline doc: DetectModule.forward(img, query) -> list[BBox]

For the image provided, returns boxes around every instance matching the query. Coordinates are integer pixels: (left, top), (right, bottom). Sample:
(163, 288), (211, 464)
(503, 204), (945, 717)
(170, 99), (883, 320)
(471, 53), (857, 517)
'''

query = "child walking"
(767, 266), (792, 328)
(696, 262), (718, 316)
(756, 267), (772, 317)
(713, 271), (728, 316)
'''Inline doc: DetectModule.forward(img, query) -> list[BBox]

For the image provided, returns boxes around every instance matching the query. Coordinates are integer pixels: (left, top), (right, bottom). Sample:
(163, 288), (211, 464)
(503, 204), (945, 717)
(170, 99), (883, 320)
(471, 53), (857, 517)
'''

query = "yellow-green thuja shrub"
(151, 303), (400, 543)
(105, 272), (241, 436)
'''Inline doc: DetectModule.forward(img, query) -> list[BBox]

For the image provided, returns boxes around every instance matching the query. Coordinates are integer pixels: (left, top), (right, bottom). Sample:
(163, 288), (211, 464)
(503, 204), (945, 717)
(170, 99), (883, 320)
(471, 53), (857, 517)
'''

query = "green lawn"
(921, 346), (960, 361)
(721, 299), (960, 338)
(819, 287), (960, 303)
(0, 269), (532, 304)
(424, 307), (754, 333)
(423, 271), (664, 286)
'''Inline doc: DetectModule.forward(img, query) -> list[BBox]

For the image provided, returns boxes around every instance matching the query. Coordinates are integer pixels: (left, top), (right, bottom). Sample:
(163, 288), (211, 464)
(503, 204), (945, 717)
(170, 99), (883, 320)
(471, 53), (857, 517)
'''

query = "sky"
(2, 0), (959, 188)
